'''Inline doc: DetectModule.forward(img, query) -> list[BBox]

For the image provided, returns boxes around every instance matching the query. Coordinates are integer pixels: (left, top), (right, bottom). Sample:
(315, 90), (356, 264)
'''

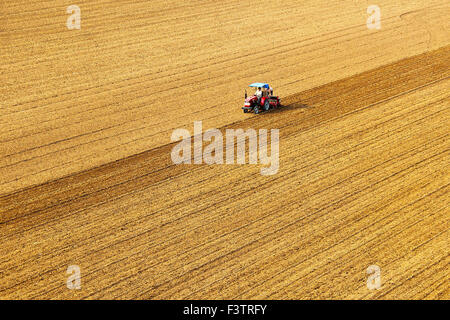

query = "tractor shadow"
(263, 102), (311, 115)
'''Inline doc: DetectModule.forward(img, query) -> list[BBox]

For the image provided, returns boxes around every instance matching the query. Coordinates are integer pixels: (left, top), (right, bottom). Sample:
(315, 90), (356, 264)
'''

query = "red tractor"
(242, 83), (281, 114)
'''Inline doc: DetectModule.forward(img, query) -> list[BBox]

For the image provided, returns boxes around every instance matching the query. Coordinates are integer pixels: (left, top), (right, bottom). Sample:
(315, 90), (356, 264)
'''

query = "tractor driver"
(255, 87), (263, 105)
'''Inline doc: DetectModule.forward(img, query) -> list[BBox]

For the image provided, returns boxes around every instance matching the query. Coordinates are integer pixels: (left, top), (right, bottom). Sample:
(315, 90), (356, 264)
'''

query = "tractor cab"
(242, 83), (281, 114)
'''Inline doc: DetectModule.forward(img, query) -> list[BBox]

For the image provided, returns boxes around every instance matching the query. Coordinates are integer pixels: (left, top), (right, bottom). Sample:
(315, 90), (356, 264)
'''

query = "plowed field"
(0, 0), (449, 299)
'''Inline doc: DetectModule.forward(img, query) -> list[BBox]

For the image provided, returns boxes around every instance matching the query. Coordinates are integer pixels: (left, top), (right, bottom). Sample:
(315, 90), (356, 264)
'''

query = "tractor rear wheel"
(264, 100), (270, 111)
(254, 106), (260, 114)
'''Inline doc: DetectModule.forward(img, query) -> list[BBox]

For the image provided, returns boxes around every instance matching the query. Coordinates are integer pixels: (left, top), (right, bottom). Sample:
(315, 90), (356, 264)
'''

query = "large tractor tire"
(254, 106), (260, 114)
(264, 100), (270, 111)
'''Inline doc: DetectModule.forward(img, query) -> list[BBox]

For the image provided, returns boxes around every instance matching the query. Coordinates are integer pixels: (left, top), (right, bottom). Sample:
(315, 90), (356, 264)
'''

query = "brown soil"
(0, 0), (449, 299)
